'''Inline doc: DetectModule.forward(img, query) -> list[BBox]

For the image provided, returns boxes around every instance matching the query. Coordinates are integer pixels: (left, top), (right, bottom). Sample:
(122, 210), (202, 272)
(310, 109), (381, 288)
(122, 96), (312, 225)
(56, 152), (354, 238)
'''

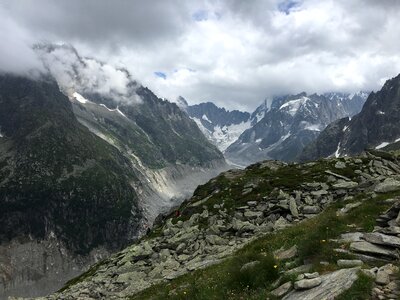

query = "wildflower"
(273, 265), (278, 268)
(321, 239), (326, 242)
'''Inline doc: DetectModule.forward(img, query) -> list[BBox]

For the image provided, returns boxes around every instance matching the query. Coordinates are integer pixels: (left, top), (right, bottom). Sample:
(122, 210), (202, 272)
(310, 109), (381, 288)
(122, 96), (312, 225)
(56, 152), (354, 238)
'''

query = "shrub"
(226, 253), (279, 291)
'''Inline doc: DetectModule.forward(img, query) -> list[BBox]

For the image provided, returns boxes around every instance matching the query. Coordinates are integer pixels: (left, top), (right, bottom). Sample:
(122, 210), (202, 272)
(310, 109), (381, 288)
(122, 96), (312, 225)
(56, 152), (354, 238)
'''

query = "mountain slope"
(185, 102), (251, 151)
(1, 45), (227, 298)
(0, 75), (146, 297)
(0, 74), (142, 254)
(225, 92), (367, 166)
(300, 74), (400, 161)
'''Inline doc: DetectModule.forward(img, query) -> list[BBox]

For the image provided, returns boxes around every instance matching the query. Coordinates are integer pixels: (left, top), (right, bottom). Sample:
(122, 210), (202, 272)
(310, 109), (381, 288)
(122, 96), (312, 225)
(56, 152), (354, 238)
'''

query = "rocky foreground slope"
(23, 149), (400, 299)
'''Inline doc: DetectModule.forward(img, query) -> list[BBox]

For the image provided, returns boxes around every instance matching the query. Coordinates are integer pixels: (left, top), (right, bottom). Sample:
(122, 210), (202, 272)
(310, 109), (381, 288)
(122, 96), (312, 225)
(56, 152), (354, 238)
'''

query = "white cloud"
(2, 0), (400, 111)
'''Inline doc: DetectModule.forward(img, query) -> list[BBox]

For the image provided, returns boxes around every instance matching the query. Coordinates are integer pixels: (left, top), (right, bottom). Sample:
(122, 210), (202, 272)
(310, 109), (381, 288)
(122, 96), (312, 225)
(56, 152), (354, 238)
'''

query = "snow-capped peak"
(279, 96), (310, 116)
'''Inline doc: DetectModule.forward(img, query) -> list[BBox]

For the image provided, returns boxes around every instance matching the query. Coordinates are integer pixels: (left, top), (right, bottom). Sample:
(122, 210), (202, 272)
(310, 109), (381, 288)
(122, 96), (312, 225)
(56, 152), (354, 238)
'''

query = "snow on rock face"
(279, 96), (310, 116)
(186, 102), (251, 152)
(72, 92), (89, 104)
(192, 117), (251, 152)
(71, 92), (127, 118)
(201, 114), (211, 122)
(99, 104), (127, 118)
(376, 142), (390, 149)
(304, 124), (321, 131)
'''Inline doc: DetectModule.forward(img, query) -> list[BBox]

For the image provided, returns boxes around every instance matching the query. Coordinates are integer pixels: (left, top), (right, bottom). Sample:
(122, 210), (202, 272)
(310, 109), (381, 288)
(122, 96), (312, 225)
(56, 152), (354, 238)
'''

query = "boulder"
(335, 161), (346, 169)
(294, 277), (322, 290)
(336, 202), (362, 216)
(337, 232), (364, 243)
(274, 245), (298, 260)
(283, 268), (359, 300)
(302, 206), (321, 214)
(311, 190), (328, 197)
(274, 216), (290, 230)
(363, 232), (400, 248)
(375, 269), (390, 285)
(332, 181), (358, 189)
(374, 178), (400, 193)
(240, 261), (260, 272)
(205, 235), (227, 246)
(304, 272), (319, 279)
(350, 241), (399, 259)
(337, 259), (363, 268)
(271, 281), (292, 297)
(243, 210), (263, 219)
(289, 198), (299, 217)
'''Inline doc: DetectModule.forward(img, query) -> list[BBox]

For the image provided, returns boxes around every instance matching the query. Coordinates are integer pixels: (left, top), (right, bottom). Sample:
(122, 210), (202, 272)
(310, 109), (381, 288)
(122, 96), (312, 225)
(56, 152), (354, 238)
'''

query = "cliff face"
(0, 75), (143, 254)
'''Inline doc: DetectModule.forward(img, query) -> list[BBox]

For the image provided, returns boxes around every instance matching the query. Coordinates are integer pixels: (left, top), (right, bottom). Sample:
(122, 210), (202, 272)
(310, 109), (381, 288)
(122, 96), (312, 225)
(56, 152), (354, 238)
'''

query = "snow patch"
(281, 132), (291, 141)
(335, 142), (341, 158)
(279, 96), (310, 116)
(376, 142), (390, 150)
(377, 110), (385, 115)
(201, 114), (211, 122)
(343, 125), (349, 132)
(99, 104), (127, 118)
(72, 92), (89, 104)
(304, 124), (321, 131)
(256, 138), (262, 143)
(192, 117), (251, 151)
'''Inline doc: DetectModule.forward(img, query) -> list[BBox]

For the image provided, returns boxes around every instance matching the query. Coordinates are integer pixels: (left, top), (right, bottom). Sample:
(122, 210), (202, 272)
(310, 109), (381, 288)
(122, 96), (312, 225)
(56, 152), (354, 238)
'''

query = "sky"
(1, 0), (400, 111)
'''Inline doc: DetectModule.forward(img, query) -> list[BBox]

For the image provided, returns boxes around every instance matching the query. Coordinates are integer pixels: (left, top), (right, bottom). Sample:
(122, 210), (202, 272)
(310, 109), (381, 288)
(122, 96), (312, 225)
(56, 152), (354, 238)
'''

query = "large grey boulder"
(294, 277), (322, 290)
(375, 178), (400, 193)
(274, 245), (298, 260)
(302, 206), (321, 214)
(363, 232), (400, 248)
(332, 181), (358, 189)
(283, 268), (359, 300)
(271, 281), (292, 297)
(350, 241), (399, 259)
(289, 198), (299, 217)
(337, 259), (363, 268)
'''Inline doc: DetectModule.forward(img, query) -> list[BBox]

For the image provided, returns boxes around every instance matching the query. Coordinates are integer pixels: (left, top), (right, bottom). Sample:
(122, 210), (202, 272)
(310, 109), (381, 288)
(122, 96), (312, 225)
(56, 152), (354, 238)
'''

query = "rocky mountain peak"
(225, 91), (367, 166)
(301, 73), (400, 161)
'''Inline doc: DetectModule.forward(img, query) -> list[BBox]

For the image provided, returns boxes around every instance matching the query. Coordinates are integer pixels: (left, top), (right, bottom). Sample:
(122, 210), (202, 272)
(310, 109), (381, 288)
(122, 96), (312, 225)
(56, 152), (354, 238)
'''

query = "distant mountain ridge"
(300, 74), (400, 160)
(223, 91), (368, 166)
(185, 101), (253, 151)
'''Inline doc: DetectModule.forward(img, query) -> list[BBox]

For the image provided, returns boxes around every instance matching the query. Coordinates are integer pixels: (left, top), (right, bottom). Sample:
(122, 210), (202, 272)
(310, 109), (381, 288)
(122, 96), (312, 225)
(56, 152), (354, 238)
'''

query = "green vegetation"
(131, 190), (397, 300)
(336, 272), (374, 300)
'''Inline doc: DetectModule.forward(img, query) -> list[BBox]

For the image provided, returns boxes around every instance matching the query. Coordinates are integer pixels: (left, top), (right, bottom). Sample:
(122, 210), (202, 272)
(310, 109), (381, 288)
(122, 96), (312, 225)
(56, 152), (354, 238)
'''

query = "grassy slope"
(131, 191), (395, 300)
(130, 153), (400, 299)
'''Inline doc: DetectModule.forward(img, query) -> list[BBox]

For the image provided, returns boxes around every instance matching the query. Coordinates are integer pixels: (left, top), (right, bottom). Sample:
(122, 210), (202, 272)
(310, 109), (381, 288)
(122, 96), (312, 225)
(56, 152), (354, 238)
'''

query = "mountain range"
(184, 92), (368, 166)
(301, 74), (400, 161)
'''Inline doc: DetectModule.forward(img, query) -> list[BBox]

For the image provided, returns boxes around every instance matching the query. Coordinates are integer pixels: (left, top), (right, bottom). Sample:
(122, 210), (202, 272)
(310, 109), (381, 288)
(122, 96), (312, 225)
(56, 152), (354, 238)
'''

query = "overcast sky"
(1, 0), (400, 111)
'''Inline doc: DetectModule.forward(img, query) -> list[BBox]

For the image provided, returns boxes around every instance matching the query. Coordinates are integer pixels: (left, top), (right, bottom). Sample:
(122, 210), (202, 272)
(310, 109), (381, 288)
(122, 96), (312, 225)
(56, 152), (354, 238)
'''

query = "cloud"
(35, 44), (141, 104)
(154, 72), (167, 80)
(2, 0), (400, 111)
(0, 5), (43, 75)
